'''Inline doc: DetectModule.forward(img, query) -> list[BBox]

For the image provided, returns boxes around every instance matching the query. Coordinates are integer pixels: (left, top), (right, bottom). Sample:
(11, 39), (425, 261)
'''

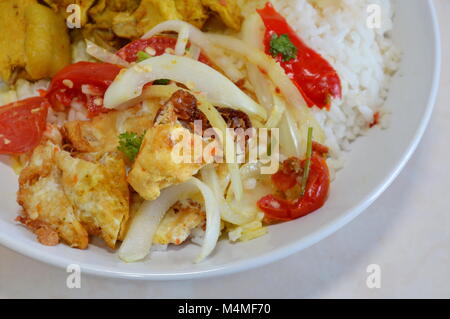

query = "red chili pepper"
(258, 155), (330, 221)
(370, 111), (380, 128)
(257, 2), (342, 110)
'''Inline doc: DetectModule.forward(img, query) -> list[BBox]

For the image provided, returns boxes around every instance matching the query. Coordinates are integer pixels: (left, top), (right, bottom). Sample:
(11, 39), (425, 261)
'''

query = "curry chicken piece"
(133, 0), (181, 36)
(63, 102), (158, 154)
(153, 200), (205, 245)
(42, 0), (97, 26)
(174, 0), (209, 28)
(201, 0), (242, 31)
(17, 140), (130, 249)
(0, 0), (71, 82)
(85, 0), (141, 48)
(82, 0), (242, 48)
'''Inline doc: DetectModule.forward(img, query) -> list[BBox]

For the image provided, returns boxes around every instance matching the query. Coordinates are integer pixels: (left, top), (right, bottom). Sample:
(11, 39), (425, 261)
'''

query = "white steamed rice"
(241, 0), (401, 173)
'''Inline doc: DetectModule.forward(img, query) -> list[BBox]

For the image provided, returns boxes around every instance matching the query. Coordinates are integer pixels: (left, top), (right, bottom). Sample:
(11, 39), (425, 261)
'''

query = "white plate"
(0, 0), (441, 280)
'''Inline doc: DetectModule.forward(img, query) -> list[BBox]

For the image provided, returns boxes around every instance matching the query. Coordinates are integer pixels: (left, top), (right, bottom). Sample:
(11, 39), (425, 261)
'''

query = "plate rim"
(0, 0), (442, 280)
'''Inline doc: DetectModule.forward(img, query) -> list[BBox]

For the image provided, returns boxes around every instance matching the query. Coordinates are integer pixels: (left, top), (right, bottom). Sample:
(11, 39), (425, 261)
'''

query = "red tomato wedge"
(258, 155), (330, 221)
(0, 97), (49, 154)
(257, 3), (342, 110)
(116, 36), (211, 65)
(46, 62), (122, 117)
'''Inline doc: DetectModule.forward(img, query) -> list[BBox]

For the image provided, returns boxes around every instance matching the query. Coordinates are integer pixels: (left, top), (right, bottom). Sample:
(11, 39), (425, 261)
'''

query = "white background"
(1, 0), (449, 299)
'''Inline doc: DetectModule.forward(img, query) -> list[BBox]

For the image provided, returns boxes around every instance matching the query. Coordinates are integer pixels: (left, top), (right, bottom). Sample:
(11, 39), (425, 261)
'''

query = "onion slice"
(103, 54), (267, 120)
(201, 165), (252, 225)
(141, 20), (242, 82)
(175, 26), (190, 56)
(119, 183), (192, 263)
(85, 40), (130, 68)
(119, 178), (221, 263)
(206, 34), (307, 112)
(189, 178), (221, 263)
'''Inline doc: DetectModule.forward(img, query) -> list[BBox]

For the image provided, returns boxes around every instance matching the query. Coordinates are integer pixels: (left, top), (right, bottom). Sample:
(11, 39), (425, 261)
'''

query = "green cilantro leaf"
(269, 33), (298, 62)
(153, 79), (170, 85)
(136, 51), (151, 62)
(118, 132), (145, 161)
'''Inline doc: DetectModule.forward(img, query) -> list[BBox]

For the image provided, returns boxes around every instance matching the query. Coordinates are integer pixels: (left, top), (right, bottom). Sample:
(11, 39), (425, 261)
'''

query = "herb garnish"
(269, 33), (298, 62)
(136, 51), (151, 62)
(118, 131), (145, 161)
(153, 79), (170, 85)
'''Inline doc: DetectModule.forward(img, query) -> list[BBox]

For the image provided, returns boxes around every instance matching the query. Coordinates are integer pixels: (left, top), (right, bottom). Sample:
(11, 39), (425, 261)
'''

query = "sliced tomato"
(290, 156), (330, 219)
(257, 3), (342, 109)
(257, 195), (292, 220)
(312, 141), (329, 157)
(116, 36), (211, 65)
(258, 155), (330, 221)
(46, 62), (122, 117)
(0, 97), (49, 154)
(271, 157), (301, 192)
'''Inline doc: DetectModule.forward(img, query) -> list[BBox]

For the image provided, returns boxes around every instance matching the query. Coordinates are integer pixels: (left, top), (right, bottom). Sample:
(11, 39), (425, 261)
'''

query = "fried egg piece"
(17, 141), (89, 249)
(63, 101), (158, 154)
(56, 151), (129, 249)
(153, 199), (205, 245)
(127, 122), (205, 200)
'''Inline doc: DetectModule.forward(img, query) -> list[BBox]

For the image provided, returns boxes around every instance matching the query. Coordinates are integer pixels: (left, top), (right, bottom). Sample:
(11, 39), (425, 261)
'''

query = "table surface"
(1, 0), (449, 299)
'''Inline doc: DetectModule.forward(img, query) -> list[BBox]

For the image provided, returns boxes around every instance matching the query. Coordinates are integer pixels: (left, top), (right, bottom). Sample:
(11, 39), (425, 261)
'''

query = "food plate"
(0, 0), (440, 280)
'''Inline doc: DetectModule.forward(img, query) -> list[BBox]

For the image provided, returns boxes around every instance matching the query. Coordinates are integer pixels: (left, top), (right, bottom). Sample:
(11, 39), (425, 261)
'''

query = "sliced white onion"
(280, 103), (302, 158)
(265, 94), (285, 128)
(193, 96), (244, 202)
(189, 44), (201, 61)
(141, 20), (242, 82)
(241, 14), (274, 112)
(119, 183), (193, 262)
(247, 64), (274, 111)
(201, 165), (251, 225)
(206, 34), (308, 113)
(85, 40), (130, 68)
(188, 178), (221, 263)
(175, 26), (190, 56)
(241, 13), (265, 49)
(103, 54), (267, 120)
(119, 178), (221, 263)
